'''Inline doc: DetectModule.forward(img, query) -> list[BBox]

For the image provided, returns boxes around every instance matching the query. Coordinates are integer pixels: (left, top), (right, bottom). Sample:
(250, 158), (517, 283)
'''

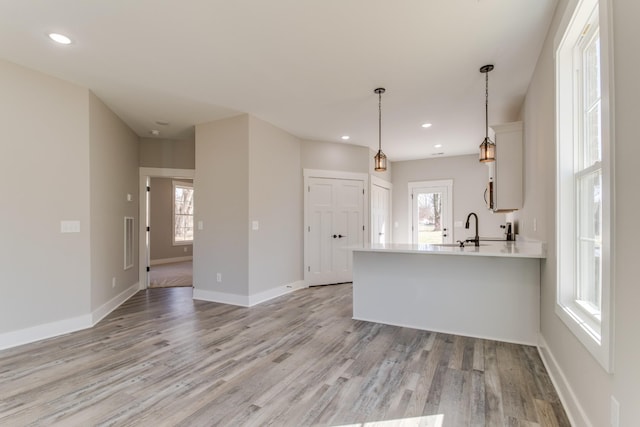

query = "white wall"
(392, 155), (507, 244)
(248, 116), (302, 294)
(194, 115), (250, 297)
(0, 60), (91, 334)
(512, 0), (640, 425)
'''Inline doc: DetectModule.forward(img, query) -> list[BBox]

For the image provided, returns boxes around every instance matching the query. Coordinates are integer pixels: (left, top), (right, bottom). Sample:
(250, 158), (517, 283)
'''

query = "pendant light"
(479, 64), (496, 163)
(374, 87), (387, 172)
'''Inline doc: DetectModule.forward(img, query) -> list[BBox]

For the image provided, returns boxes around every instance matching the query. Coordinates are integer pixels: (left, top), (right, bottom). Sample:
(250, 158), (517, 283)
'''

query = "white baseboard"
(150, 256), (193, 266)
(193, 280), (307, 307)
(91, 282), (139, 325)
(0, 282), (140, 352)
(0, 313), (92, 351)
(537, 334), (592, 427)
(248, 280), (307, 306)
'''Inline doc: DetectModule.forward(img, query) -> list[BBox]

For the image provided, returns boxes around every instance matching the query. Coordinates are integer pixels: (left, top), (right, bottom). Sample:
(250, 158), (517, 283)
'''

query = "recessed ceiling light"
(155, 121), (170, 126)
(48, 33), (72, 45)
(149, 129), (160, 136)
(421, 123), (432, 128)
(341, 135), (350, 140)
(434, 144), (443, 148)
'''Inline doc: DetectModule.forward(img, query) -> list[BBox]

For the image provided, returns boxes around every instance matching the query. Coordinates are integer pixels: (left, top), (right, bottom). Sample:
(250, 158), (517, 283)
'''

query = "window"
(173, 181), (194, 245)
(556, 0), (613, 371)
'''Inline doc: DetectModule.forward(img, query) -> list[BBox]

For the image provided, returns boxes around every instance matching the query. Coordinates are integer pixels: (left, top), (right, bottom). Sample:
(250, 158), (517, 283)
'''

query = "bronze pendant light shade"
(374, 87), (387, 172)
(479, 64), (496, 163)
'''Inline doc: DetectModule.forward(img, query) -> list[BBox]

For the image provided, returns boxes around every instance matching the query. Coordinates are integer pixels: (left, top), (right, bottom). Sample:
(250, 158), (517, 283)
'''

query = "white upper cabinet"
(487, 121), (523, 212)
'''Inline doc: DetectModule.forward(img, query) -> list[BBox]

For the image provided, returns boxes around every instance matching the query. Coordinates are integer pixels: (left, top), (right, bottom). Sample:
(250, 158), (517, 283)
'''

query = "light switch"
(60, 220), (80, 233)
(127, 193), (133, 202)
(252, 221), (259, 231)
(197, 221), (204, 230)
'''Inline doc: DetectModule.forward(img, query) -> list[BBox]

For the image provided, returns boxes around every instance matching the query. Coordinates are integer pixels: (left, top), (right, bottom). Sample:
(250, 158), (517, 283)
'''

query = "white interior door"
(371, 184), (391, 244)
(409, 180), (453, 244)
(306, 177), (364, 286)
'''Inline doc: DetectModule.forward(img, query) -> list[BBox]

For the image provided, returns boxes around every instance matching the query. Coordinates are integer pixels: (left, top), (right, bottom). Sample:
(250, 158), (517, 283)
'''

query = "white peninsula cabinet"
(487, 121), (523, 212)
(352, 241), (545, 345)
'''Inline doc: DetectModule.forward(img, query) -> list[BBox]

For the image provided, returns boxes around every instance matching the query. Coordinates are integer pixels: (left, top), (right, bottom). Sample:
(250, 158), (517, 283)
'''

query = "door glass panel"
(417, 192), (443, 244)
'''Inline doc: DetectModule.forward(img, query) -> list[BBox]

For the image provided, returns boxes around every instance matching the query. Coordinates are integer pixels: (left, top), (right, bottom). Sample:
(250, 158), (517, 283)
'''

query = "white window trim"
(555, 0), (615, 373)
(172, 180), (194, 246)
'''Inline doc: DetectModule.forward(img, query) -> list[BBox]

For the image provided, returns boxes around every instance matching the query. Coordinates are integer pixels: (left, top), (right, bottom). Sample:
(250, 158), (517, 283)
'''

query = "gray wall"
(89, 92), (140, 311)
(392, 154), (507, 244)
(248, 116), (302, 294)
(149, 177), (193, 261)
(0, 60), (139, 335)
(195, 114), (303, 299)
(195, 115), (250, 296)
(510, 0), (640, 425)
(301, 139), (370, 173)
(139, 137), (195, 169)
(0, 59), (91, 333)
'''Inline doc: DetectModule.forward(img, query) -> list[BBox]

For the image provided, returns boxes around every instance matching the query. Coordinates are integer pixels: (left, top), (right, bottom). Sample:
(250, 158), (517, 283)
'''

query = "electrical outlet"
(216, 273), (222, 283)
(533, 218), (538, 232)
(112, 277), (116, 288)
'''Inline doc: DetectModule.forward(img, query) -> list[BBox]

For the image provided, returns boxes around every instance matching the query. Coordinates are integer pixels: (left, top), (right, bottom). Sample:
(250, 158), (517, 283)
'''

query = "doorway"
(409, 180), (453, 244)
(304, 170), (367, 286)
(139, 167), (195, 289)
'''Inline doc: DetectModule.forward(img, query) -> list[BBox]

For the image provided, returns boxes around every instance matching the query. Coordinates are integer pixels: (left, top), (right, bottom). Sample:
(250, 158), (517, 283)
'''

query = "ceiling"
(0, 0), (557, 161)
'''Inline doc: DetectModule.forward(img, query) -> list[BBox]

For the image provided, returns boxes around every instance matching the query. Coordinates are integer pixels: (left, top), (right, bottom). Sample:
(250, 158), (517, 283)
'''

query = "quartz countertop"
(352, 240), (546, 259)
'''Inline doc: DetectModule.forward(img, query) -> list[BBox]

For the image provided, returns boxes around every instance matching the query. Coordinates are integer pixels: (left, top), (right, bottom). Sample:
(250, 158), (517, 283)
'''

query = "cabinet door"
(490, 121), (523, 211)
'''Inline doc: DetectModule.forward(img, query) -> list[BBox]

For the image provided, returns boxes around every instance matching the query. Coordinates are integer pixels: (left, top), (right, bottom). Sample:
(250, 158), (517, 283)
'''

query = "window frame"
(555, 0), (614, 372)
(172, 180), (194, 246)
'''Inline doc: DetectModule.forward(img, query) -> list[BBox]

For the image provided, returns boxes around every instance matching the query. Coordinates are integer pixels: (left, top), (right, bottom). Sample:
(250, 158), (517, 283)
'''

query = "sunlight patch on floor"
(334, 414), (444, 427)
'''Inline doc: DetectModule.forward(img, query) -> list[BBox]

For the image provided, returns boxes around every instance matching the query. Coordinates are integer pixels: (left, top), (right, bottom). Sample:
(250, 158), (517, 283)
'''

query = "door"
(371, 183), (391, 244)
(409, 180), (453, 244)
(306, 177), (364, 286)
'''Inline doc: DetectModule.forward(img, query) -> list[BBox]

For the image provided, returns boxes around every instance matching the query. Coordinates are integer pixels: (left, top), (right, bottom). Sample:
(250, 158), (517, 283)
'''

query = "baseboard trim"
(193, 280), (307, 308)
(150, 256), (193, 266)
(91, 282), (139, 325)
(0, 282), (140, 352)
(193, 288), (250, 307)
(0, 313), (92, 351)
(248, 280), (307, 306)
(537, 334), (592, 427)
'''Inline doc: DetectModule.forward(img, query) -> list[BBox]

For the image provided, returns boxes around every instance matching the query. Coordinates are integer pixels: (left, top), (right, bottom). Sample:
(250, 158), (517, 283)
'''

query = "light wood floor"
(0, 284), (570, 427)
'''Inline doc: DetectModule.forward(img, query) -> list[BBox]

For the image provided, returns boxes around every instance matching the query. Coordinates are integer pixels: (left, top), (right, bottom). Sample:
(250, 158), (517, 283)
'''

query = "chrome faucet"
(465, 212), (480, 247)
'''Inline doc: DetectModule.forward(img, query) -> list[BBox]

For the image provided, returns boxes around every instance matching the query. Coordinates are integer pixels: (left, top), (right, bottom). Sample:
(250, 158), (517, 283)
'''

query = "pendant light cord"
(378, 91), (382, 151)
(485, 70), (489, 140)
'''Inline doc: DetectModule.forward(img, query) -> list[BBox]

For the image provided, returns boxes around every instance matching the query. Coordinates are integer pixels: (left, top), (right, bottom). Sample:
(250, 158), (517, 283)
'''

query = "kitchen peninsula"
(351, 241), (545, 345)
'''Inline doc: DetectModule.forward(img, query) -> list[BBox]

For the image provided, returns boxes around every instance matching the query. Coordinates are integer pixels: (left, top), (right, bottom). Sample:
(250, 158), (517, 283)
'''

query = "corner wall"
(89, 92), (140, 312)
(0, 60), (91, 336)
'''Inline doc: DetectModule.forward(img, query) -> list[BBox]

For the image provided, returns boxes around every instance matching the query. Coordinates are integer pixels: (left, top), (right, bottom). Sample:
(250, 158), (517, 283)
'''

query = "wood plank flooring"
(0, 284), (570, 426)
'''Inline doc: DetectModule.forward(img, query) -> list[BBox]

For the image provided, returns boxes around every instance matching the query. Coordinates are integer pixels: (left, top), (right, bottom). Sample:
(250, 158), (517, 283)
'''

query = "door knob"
(338, 234), (346, 238)
(332, 234), (337, 238)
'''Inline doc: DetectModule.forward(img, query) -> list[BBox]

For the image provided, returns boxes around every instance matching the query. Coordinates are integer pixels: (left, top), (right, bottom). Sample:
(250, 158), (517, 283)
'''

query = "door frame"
(407, 179), (453, 244)
(139, 167), (195, 290)
(370, 176), (392, 244)
(303, 169), (368, 286)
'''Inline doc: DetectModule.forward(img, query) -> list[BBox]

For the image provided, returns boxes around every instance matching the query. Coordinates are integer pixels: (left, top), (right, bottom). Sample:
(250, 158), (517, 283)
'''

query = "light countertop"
(352, 240), (546, 259)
